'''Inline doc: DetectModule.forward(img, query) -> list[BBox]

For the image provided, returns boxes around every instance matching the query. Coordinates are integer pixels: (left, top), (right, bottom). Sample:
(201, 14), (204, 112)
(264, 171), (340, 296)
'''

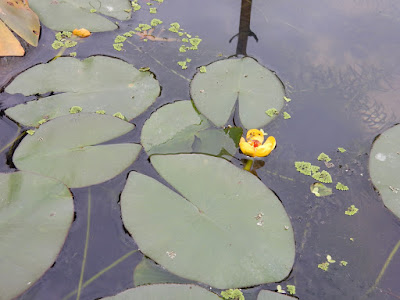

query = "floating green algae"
(69, 106), (82, 114)
(338, 147), (346, 153)
(312, 170), (332, 183)
(221, 289), (244, 300)
(317, 152), (331, 162)
(283, 112), (291, 119)
(336, 182), (349, 191)
(345, 205), (359, 216)
(295, 161), (312, 175)
(287, 285), (296, 295)
(151, 18), (163, 26)
(265, 108), (279, 117)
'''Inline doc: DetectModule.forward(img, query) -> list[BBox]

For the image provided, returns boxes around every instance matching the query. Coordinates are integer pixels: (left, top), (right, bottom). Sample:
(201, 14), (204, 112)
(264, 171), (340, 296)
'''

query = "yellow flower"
(239, 129), (276, 157)
(72, 28), (91, 38)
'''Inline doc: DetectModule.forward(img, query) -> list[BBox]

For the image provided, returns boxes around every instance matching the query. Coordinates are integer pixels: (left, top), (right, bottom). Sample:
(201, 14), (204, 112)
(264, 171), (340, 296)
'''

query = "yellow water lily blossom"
(239, 129), (276, 157)
(72, 28), (91, 38)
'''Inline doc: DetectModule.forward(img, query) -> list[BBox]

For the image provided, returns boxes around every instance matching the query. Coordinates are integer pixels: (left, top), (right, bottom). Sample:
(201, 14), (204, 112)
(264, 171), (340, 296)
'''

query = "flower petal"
(255, 136), (276, 157)
(246, 129), (264, 144)
(239, 137), (256, 157)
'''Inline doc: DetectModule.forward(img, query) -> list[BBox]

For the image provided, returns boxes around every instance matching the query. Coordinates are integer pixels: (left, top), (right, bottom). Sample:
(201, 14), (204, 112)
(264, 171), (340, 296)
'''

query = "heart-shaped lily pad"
(102, 284), (221, 300)
(0, 171), (73, 300)
(141, 101), (236, 157)
(29, 0), (131, 32)
(369, 124), (400, 219)
(5, 56), (160, 127)
(13, 113), (141, 188)
(190, 57), (285, 129)
(121, 154), (295, 289)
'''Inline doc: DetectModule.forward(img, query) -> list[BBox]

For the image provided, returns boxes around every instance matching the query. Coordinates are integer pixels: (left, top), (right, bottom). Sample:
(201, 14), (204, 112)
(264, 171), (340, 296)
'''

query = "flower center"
(250, 140), (261, 148)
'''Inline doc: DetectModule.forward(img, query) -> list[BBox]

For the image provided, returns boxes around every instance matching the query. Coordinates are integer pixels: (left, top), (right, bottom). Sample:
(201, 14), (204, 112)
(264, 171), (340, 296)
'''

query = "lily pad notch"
(190, 57), (286, 129)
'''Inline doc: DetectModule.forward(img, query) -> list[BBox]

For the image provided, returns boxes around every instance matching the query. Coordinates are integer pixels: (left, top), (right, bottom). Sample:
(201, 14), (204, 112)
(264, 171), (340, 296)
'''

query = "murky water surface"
(1, 0), (400, 299)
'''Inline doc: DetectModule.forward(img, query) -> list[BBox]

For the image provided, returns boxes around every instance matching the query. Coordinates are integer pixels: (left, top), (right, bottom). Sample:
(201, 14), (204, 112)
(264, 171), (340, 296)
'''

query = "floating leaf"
(257, 290), (295, 300)
(5, 56), (160, 127)
(133, 258), (191, 287)
(310, 182), (332, 197)
(121, 154), (295, 288)
(13, 113), (141, 188)
(0, 0), (40, 47)
(0, 20), (24, 56)
(0, 171), (73, 300)
(141, 101), (236, 157)
(102, 284), (221, 299)
(369, 125), (400, 219)
(192, 129), (236, 158)
(141, 101), (210, 155)
(338, 147), (346, 153)
(190, 57), (285, 129)
(28, 0), (131, 32)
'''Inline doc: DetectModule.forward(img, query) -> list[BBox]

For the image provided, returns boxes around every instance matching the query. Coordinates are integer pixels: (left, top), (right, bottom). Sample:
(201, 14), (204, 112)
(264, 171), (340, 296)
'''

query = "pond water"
(1, 0), (400, 299)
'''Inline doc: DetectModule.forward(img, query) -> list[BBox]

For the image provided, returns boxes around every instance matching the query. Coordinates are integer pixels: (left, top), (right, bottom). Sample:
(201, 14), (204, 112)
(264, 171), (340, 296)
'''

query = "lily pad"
(5, 56), (160, 127)
(133, 258), (191, 287)
(190, 57), (285, 129)
(257, 290), (295, 300)
(369, 124), (400, 219)
(0, 19), (24, 56)
(121, 154), (295, 289)
(13, 113), (141, 188)
(0, 0), (40, 49)
(102, 284), (221, 300)
(141, 101), (236, 157)
(0, 171), (73, 300)
(28, 0), (131, 32)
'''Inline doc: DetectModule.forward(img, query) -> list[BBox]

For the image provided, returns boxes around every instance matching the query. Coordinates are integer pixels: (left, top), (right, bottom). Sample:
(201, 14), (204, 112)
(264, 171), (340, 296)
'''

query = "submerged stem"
(365, 239), (400, 296)
(76, 188), (91, 300)
(0, 128), (22, 155)
(63, 249), (138, 300)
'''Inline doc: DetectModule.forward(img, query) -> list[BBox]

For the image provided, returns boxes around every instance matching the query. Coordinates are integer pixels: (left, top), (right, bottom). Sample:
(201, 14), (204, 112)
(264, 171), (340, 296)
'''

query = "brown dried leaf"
(0, 0), (40, 46)
(0, 19), (24, 56)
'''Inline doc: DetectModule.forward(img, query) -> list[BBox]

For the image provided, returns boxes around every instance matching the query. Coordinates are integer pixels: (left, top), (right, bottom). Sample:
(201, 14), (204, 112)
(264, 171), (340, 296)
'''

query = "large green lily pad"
(102, 284), (221, 300)
(369, 124), (400, 219)
(141, 100), (236, 157)
(121, 154), (295, 289)
(29, 0), (131, 32)
(0, 171), (73, 300)
(13, 113), (141, 188)
(5, 56), (160, 127)
(190, 57), (285, 129)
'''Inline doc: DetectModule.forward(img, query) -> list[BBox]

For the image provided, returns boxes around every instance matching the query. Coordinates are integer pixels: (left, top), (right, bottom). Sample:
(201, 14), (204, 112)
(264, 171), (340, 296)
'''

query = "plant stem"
(365, 239), (400, 296)
(76, 188), (91, 300)
(63, 249), (138, 300)
(244, 159), (253, 171)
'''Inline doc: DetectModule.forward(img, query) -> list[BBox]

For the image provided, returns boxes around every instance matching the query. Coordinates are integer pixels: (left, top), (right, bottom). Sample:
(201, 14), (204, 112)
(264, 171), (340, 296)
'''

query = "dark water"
(1, 0), (400, 299)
